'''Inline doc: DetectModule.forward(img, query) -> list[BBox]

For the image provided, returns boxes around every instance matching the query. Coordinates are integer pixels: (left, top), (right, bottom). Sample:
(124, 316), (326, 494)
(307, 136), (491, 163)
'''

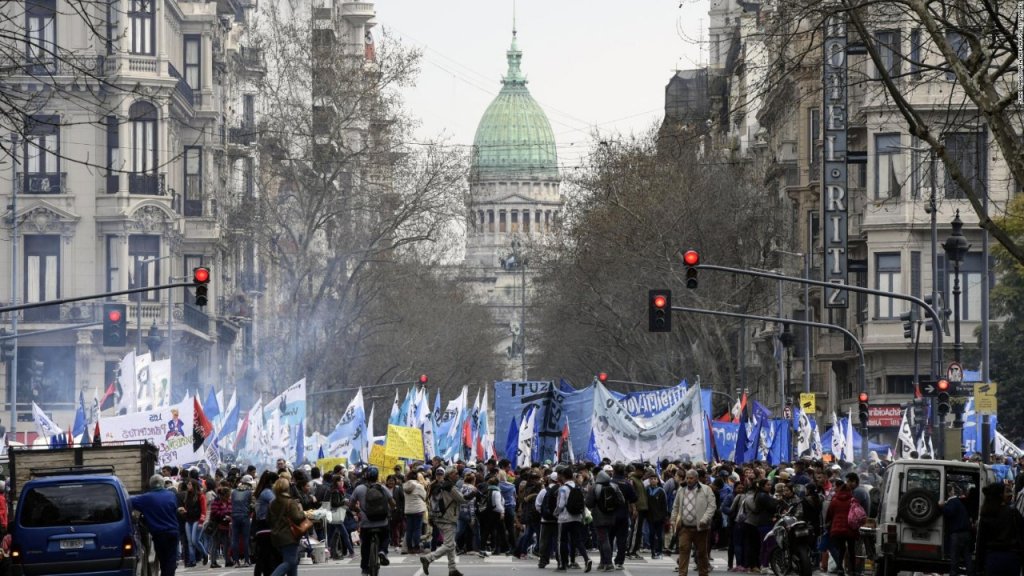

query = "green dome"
(471, 36), (559, 181)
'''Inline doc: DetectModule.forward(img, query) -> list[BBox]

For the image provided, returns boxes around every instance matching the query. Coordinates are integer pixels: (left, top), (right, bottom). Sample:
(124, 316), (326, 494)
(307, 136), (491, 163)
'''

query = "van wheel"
(898, 488), (939, 526)
(874, 557), (896, 576)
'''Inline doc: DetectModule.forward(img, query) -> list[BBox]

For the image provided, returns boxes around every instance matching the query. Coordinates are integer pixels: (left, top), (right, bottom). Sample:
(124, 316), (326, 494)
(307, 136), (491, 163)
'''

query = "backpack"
(847, 497), (867, 530)
(566, 485), (585, 515)
(364, 484), (391, 522)
(597, 483), (624, 514)
(431, 487), (449, 517)
(541, 486), (560, 521)
(522, 491), (539, 524)
(479, 485), (500, 514)
(330, 488), (345, 509)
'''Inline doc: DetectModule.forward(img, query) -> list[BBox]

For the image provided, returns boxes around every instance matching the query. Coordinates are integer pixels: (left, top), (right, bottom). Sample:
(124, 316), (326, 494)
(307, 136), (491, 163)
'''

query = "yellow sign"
(385, 424), (424, 460)
(317, 457), (347, 472)
(369, 444), (399, 470)
(799, 393), (816, 414)
(975, 383), (998, 415)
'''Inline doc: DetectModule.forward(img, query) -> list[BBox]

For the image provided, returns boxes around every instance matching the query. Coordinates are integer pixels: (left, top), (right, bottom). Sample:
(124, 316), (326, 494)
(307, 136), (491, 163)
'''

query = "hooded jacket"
(585, 471), (620, 527)
(403, 479), (428, 514)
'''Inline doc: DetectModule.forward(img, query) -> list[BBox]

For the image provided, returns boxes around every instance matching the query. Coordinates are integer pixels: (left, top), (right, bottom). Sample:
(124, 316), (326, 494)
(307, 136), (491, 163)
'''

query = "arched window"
(129, 101), (158, 194)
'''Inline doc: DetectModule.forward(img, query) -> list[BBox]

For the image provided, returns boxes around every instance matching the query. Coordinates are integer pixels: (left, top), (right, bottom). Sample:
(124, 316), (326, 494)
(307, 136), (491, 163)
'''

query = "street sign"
(975, 383), (998, 415)
(800, 393), (816, 414)
(920, 380), (939, 396)
(947, 362), (964, 383)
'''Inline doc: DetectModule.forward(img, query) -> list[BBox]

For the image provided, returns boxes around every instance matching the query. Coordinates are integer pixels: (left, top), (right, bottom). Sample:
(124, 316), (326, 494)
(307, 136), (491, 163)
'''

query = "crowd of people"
(125, 453), (1024, 576)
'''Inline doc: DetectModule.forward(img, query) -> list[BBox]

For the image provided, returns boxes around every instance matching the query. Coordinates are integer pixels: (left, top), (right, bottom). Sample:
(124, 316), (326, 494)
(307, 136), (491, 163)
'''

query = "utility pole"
(9, 133), (19, 439)
(927, 151), (945, 459)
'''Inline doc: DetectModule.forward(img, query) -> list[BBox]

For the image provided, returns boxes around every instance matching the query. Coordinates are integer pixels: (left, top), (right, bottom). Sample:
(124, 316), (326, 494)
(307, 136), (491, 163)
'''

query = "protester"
(421, 468), (466, 576)
(671, 469), (716, 576)
(268, 477), (308, 576)
(130, 474), (180, 576)
(404, 471), (429, 554)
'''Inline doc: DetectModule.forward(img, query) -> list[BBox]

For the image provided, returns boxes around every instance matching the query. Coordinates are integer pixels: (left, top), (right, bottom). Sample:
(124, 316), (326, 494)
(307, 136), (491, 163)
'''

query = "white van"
(861, 459), (997, 576)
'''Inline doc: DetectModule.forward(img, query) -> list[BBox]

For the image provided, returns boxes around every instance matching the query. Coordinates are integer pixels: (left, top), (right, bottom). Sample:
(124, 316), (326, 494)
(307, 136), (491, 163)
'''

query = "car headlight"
(793, 526), (810, 537)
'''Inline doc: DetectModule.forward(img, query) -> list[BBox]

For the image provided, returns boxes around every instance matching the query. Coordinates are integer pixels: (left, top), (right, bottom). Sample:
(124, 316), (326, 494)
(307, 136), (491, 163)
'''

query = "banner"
(712, 422), (740, 460)
(591, 382), (705, 462)
(327, 389), (367, 463)
(385, 425), (424, 460)
(493, 381), (552, 461)
(265, 378), (306, 429)
(369, 444), (399, 470)
(100, 399), (198, 467)
(317, 456), (347, 472)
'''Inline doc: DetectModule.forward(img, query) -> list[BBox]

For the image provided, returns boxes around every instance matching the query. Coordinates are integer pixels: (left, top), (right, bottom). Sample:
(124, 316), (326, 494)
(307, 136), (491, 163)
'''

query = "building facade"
(462, 32), (563, 381)
(0, 0), (263, 438)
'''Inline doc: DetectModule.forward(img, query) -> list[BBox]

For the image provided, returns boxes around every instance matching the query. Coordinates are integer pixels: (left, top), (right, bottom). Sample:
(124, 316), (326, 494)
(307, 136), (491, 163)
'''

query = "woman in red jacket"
(825, 481), (856, 576)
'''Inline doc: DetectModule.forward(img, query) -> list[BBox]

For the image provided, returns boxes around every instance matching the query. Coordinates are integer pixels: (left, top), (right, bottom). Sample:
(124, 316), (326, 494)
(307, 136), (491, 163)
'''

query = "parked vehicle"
(7, 442), (160, 576)
(859, 458), (996, 576)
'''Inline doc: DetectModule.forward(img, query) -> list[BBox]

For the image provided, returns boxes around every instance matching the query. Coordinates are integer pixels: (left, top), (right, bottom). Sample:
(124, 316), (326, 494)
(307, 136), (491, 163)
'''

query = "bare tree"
(528, 129), (790, 401)
(244, 6), (487, 402)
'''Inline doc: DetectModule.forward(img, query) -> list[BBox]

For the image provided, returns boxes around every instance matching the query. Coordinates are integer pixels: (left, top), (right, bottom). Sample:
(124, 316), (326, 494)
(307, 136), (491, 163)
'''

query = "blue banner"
(494, 381), (555, 461)
(712, 422), (740, 460)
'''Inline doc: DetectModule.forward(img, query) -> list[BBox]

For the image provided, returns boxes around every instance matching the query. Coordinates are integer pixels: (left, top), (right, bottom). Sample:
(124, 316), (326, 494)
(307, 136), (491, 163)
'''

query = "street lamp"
(144, 321), (163, 355)
(506, 237), (527, 380)
(942, 211), (971, 364)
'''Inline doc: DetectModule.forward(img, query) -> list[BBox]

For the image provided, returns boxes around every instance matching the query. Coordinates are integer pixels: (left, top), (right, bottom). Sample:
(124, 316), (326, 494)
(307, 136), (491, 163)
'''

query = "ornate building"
(463, 32), (563, 381)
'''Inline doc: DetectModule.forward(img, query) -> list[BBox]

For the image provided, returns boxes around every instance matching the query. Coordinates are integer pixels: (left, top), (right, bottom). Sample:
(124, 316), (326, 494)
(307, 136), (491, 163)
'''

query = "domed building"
(463, 32), (563, 381)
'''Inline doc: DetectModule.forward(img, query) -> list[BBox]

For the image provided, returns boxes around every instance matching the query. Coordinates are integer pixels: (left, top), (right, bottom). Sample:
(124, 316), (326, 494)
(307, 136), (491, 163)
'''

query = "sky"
(377, 0), (710, 171)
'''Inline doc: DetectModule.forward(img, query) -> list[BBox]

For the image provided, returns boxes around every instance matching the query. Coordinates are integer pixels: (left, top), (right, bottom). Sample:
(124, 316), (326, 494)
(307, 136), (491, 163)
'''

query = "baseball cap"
(240, 474), (254, 485)
(602, 465), (613, 473)
(549, 472), (558, 481)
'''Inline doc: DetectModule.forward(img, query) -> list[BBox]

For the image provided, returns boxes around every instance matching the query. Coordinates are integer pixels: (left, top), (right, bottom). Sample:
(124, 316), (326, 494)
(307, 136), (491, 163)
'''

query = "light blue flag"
(72, 390), (87, 439)
(295, 421), (304, 465)
(217, 399), (240, 442)
(204, 387), (221, 422)
(586, 429), (601, 464)
(504, 417), (519, 461)
(317, 445), (325, 460)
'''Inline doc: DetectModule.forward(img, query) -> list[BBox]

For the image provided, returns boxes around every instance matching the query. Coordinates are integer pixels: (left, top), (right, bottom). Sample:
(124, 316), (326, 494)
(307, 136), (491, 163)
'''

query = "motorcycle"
(764, 509), (815, 576)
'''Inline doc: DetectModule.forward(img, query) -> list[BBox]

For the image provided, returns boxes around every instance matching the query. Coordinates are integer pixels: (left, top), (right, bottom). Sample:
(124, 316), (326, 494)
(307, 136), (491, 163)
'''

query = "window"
(499, 211), (506, 233)
(106, 115), (120, 193)
(23, 115), (60, 193)
(184, 36), (201, 90)
(243, 94), (255, 127)
(25, 0), (56, 73)
(523, 210), (530, 232)
(808, 108), (820, 176)
(875, 253), (902, 319)
(22, 483), (123, 527)
(244, 157), (254, 198)
(910, 251), (921, 299)
(944, 132), (986, 199)
(184, 255), (205, 279)
(949, 252), (984, 321)
(106, 235), (120, 294)
(24, 235), (60, 322)
(886, 375), (916, 395)
(129, 101), (158, 194)
(511, 210), (519, 233)
(129, 235), (160, 302)
(129, 0), (155, 55)
(910, 137), (937, 199)
(909, 28), (922, 79)
(875, 133), (903, 199)
(874, 30), (901, 79)
(184, 147), (202, 216)
(945, 31), (970, 81)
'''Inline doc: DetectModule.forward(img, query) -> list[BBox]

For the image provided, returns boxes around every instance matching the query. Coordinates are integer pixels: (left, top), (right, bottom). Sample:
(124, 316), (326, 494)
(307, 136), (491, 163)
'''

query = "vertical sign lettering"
(822, 11), (849, 307)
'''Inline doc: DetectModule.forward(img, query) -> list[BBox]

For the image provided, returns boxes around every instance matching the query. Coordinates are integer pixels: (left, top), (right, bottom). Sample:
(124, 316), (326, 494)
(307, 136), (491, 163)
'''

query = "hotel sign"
(822, 11), (848, 308)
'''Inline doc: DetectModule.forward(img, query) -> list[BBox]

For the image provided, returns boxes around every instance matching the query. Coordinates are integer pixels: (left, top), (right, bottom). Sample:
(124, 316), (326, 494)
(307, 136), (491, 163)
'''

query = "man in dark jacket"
(131, 474), (181, 576)
(610, 464), (637, 568)
(586, 470), (624, 571)
(421, 468), (466, 576)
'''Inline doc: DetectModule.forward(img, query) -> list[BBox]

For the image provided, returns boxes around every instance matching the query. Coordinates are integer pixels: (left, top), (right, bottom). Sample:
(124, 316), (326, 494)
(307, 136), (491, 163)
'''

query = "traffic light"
(648, 289), (672, 332)
(923, 295), (950, 332)
(858, 392), (870, 424)
(597, 372), (608, 384)
(683, 249), (700, 289)
(418, 374), (429, 388)
(937, 378), (951, 416)
(911, 398), (926, 425)
(102, 303), (127, 347)
(899, 308), (917, 339)
(193, 267), (210, 307)
(0, 328), (13, 362)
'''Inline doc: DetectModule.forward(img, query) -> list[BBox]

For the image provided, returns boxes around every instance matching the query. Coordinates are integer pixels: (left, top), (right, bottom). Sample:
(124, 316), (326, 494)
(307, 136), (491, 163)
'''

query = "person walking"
(586, 468), (624, 571)
(670, 470), (716, 576)
(555, 467), (593, 573)
(268, 477), (309, 576)
(352, 467), (396, 576)
(421, 468), (467, 576)
(609, 464), (637, 569)
(646, 473), (669, 560)
(130, 474), (181, 576)
(404, 471), (429, 554)
(536, 472), (562, 569)
(625, 466), (648, 559)
(231, 475), (254, 566)
(208, 484), (233, 567)
(825, 479), (856, 576)
(977, 482), (1023, 576)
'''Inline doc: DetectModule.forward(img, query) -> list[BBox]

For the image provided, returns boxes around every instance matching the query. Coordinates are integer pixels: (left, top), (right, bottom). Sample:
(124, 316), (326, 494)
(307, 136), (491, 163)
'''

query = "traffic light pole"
(673, 304), (869, 462)
(0, 282), (194, 315)
(0, 321), (102, 341)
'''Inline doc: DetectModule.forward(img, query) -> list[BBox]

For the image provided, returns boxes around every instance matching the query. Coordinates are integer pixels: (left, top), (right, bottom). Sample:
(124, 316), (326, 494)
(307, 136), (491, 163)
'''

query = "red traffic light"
(597, 372), (608, 383)
(937, 379), (950, 391)
(108, 310), (122, 323)
(193, 267), (210, 284)
(652, 295), (667, 309)
(683, 250), (700, 266)
(858, 392), (869, 403)
(418, 374), (428, 385)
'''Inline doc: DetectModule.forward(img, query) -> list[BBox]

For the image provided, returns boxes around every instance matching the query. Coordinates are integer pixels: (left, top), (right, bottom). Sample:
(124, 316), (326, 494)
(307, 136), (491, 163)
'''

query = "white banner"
(138, 358), (171, 410)
(100, 399), (198, 467)
(591, 383), (705, 462)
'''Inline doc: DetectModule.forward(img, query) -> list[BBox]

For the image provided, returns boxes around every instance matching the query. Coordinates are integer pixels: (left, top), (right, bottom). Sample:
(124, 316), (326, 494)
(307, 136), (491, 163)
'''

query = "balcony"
(104, 54), (159, 75)
(13, 55), (106, 78)
(129, 172), (166, 195)
(182, 301), (210, 335)
(168, 63), (195, 108)
(6, 300), (102, 324)
(19, 172), (66, 194)
(340, 2), (375, 24)
(228, 124), (258, 146)
(235, 47), (266, 74)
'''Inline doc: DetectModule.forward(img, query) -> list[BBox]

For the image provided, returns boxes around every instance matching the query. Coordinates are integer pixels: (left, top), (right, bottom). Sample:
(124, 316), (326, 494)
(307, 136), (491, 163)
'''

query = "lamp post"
(780, 324), (795, 406)
(144, 321), (163, 356)
(942, 211), (970, 365)
(508, 237), (527, 381)
(777, 250), (812, 393)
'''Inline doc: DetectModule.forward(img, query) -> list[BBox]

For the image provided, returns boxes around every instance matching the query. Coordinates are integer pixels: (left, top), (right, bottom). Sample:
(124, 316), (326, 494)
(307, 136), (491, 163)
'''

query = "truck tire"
(874, 557), (897, 576)
(898, 488), (939, 526)
(797, 546), (813, 576)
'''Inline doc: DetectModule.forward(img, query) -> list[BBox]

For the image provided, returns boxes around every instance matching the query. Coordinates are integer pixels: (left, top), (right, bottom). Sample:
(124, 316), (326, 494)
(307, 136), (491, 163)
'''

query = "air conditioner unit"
(28, 176), (59, 193)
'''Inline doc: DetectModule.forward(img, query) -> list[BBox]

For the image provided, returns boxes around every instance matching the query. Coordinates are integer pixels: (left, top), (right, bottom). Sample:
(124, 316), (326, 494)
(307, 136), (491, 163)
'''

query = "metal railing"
(129, 172), (166, 195)
(17, 172), (66, 194)
(182, 301), (210, 334)
(229, 124), (258, 145)
(168, 63), (195, 107)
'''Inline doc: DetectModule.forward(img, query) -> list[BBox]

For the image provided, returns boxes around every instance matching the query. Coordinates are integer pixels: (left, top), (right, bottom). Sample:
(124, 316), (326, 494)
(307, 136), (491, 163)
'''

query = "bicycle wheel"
(369, 535), (380, 576)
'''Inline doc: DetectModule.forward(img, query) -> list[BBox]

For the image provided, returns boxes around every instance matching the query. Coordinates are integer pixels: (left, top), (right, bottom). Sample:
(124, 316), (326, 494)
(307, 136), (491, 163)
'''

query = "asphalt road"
(178, 549), (798, 576)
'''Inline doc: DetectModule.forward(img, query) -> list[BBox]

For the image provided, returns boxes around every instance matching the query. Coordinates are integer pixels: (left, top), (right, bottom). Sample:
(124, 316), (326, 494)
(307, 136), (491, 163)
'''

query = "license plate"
(59, 539), (84, 550)
(911, 530), (931, 540)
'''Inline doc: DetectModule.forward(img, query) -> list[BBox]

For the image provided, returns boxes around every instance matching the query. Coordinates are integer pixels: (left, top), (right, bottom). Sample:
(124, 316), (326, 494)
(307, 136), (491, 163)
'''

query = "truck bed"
(7, 441), (159, 504)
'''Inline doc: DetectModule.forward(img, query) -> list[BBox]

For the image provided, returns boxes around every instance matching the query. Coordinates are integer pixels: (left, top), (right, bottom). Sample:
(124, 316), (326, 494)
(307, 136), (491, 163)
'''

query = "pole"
(981, 128), (991, 461)
(9, 133), (19, 437)
(952, 258), (962, 364)
(672, 305), (867, 394)
(136, 259), (142, 352)
(929, 152), (944, 459)
(521, 249), (527, 381)
(803, 252), (811, 393)
(777, 278), (785, 410)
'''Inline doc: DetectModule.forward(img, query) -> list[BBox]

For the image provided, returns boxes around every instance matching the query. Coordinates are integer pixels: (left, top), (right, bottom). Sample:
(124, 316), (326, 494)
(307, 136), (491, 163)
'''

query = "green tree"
(989, 193), (1024, 442)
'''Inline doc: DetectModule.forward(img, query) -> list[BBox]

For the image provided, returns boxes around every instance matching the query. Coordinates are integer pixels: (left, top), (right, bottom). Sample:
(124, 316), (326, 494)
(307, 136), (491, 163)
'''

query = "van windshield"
(21, 483), (124, 527)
